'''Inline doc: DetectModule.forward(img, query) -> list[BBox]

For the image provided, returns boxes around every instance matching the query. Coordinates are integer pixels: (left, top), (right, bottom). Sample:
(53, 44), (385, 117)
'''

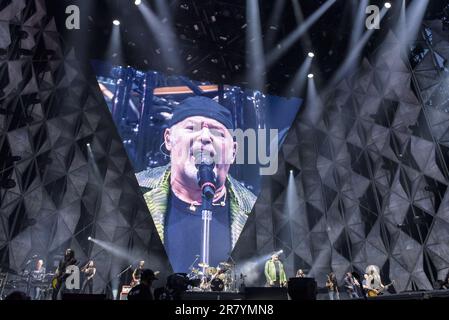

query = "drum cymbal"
(198, 262), (209, 268)
(206, 267), (217, 275)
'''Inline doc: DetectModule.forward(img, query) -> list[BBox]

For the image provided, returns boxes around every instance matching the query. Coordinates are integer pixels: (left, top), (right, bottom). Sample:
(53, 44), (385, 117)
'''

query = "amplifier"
(120, 285), (132, 300)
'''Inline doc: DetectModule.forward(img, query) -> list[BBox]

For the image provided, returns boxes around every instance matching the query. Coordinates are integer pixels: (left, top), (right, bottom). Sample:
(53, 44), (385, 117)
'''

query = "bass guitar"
(366, 280), (395, 297)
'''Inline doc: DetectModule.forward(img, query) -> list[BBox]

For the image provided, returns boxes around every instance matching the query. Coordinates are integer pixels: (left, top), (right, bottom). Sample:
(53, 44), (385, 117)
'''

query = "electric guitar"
(366, 280), (395, 297)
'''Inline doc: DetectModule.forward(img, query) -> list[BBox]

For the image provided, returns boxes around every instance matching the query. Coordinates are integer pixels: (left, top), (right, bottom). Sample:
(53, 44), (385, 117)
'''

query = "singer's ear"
(164, 128), (172, 151)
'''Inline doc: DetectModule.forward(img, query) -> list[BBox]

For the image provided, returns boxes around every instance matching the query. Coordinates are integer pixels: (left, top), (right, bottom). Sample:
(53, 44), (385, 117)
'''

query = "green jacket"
(264, 260), (287, 284)
(136, 164), (256, 249)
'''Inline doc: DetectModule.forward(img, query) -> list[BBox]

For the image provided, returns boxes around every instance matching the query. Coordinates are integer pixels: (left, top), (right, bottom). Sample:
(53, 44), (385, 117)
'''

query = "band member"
(326, 272), (340, 300)
(343, 272), (360, 298)
(362, 273), (369, 293)
(365, 266), (384, 296)
(264, 254), (287, 287)
(136, 97), (256, 273)
(52, 249), (77, 300)
(365, 265), (388, 297)
(131, 261), (145, 286)
(30, 259), (46, 300)
(81, 260), (96, 294)
(128, 269), (158, 300)
(296, 269), (305, 278)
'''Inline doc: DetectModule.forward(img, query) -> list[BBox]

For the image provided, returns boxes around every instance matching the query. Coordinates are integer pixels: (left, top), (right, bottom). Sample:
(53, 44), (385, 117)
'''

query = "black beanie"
(169, 96), (234, 129)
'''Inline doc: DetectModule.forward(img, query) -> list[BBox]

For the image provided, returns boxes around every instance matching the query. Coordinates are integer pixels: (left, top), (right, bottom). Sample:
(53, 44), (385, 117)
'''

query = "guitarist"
(365, 268), (395, 297)
(131, 261), (145, 287)
(51, 249), (77, 300)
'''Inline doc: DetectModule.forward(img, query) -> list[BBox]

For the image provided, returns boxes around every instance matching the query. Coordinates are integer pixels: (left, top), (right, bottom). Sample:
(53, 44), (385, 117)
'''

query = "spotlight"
(384, 2), (391, 9)
(113, 20), (120, 26)
(307, 73), (314, 79)
(290, 170), (293, 174)
(88, 236), (92, 241)
(135, 0), (142, 5)
(86, 143), (91, 147)
(308, 52), (315, 58)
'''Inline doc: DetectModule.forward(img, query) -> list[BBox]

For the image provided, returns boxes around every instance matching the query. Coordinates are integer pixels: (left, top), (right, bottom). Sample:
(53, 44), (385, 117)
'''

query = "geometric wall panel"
(0, 0), (171, 295)
(234, 21), (449, 291)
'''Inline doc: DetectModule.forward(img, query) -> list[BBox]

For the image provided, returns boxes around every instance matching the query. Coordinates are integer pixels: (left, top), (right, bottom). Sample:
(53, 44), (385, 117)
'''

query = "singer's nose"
(200, 126), (213, 144)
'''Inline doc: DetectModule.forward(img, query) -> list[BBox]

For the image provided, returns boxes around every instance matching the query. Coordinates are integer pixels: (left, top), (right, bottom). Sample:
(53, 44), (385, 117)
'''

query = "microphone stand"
(196, 156), (216, 291)
(188, 256), (200, 275)
(200, 193), (213, 288)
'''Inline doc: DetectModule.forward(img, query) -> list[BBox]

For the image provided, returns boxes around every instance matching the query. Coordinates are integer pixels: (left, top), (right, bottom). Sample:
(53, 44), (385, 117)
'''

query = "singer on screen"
(136, 96), (256, 273)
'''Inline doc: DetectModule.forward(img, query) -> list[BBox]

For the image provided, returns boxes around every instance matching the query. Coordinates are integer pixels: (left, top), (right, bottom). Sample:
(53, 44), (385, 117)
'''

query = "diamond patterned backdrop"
(0, 0), (171, 294)
(2, 0), (449, 297)
(233, 21), (449, 292)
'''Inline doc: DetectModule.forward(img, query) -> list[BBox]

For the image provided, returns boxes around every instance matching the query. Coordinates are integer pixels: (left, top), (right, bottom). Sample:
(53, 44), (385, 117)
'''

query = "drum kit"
(0, 269), (55, 300)
(187, 262), (236, 292)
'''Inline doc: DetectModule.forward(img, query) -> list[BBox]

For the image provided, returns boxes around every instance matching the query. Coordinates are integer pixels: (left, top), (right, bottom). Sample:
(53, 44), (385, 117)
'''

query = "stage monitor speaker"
(62, 293), (107, 300)
(244, 287), (288, 300)
(287, 277), (317, 300)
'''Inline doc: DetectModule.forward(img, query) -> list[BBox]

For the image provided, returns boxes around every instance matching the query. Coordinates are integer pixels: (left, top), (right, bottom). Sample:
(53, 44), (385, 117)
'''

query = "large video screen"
(93, 61), (301, 273)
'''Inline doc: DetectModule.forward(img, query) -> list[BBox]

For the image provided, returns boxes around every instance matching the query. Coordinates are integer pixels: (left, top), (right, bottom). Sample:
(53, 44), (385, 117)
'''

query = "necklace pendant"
(189, 204), (197, 212)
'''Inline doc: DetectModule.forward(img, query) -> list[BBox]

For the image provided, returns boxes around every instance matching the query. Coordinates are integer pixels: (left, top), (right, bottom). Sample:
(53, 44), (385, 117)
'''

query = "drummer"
(30, 259), (46, 300)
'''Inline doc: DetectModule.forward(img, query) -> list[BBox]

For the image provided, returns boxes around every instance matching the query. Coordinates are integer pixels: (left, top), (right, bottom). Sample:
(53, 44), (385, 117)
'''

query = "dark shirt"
(59, 258), (77, 272)
(274, 262), (280, 282)
(127, 283), (153, 300)
(165, 191), (231, 273)
(344, 275), (354, 289)
(58, 258), (77, 281)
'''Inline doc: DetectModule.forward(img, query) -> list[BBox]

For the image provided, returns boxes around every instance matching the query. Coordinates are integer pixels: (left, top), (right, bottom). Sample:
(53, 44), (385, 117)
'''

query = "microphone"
(195, 151), (216, 199)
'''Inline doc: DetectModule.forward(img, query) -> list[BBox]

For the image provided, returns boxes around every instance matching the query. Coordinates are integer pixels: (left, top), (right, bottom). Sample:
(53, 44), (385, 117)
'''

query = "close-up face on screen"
(94, 61), (301, 273)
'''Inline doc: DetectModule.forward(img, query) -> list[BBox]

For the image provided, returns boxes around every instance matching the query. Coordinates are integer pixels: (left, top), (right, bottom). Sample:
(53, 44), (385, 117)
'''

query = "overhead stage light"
(135, 0), (142, 5)
(384, 2), (391, 9)
(308, 52), (315, 58)
(308, 73), (314, 79)
(88, 236), (92, 241)
(113, 20), (120, 26)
